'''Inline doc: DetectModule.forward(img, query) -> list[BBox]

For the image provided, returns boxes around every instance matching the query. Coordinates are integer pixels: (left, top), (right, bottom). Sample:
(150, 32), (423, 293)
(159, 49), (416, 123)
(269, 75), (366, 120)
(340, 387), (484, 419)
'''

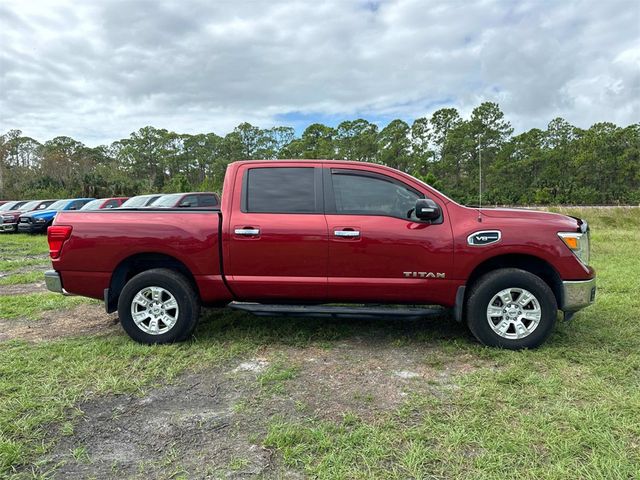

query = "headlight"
(558, 231), (590, 266)
(34, 218), (46, 223)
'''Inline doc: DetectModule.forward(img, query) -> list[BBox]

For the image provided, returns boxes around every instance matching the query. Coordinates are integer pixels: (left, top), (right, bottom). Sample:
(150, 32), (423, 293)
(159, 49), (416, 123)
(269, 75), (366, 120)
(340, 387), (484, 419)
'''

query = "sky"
(1, 0), (639, 146)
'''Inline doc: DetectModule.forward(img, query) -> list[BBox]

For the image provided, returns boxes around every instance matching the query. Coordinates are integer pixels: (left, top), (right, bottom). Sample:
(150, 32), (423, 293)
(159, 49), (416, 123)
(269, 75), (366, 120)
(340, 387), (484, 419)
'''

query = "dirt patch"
(0, 281), (46, 296)
(0, 304), (119, 342)
(274, 340), (481, 421)
(31, 334), (488, 478)
(40, 366), (301, 479)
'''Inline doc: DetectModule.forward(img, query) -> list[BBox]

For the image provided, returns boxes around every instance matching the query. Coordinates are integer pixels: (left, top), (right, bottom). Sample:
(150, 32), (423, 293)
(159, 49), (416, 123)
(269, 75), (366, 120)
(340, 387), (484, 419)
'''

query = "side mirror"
(68, 206), (77, 210)
(414, 198), (441, 221)
(179, 202), (191, 208)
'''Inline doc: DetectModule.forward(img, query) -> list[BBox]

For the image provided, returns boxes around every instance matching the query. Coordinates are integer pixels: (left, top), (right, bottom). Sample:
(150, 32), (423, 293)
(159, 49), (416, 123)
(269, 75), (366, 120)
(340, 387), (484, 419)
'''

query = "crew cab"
(45, 160), (596, 349)
(1, 199), (57, 232)
(19, 198), (94, 233)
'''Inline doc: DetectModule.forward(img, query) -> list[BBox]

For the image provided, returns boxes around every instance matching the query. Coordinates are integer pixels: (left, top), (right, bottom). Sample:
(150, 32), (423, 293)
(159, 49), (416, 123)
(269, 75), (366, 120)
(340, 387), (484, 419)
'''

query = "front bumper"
(17, 222), (47, 233)
(561, 277), (596, 311)
(0, 222), (17, 232)
(44, 270), (63, 293)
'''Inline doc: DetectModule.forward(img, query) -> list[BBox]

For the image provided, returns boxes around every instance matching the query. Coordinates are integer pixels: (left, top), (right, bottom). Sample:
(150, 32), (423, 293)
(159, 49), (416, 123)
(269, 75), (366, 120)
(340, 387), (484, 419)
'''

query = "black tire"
(465, 268), (557, 349)
(117, 268), (200, 344)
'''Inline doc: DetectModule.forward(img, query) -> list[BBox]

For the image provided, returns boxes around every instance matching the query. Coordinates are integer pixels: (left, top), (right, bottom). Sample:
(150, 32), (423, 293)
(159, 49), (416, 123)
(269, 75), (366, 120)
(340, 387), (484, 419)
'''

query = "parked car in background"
(80, 197), (129, 210)
(0, 200), (30, 212)
(1, 199), (57, 232)
(153, 192), (219, 209)
(18, 198), (95, 233)
(0, 201), (10, 207)
(119, 194), (163, 208)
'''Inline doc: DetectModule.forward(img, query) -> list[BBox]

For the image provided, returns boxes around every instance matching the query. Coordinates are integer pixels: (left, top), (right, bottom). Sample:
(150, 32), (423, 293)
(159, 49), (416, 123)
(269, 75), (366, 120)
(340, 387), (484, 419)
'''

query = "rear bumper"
(561, 277), (596, 311)
(44, 270), (63, 294)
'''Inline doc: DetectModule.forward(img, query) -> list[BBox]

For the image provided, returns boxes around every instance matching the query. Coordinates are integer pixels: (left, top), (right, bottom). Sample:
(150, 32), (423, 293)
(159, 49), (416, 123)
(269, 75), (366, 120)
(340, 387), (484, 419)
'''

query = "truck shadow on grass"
(32, 309), (486, 479)
(197, 306), (474, 349)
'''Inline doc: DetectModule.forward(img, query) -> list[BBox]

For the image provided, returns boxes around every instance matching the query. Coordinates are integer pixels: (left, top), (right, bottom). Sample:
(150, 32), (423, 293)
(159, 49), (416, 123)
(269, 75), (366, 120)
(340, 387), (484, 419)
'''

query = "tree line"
(1, 102), (638, 205)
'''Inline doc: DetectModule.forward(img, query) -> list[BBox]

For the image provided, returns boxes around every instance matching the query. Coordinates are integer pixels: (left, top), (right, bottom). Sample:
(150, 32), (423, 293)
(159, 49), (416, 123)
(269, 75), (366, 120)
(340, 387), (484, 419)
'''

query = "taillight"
(48, 225), (73, 259)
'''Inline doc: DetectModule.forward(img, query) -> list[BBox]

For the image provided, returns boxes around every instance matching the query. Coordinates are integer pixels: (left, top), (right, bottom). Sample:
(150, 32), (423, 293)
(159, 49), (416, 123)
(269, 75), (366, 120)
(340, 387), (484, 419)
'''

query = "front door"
(226, 165), (328, 301)
(324, 168), (453, 303)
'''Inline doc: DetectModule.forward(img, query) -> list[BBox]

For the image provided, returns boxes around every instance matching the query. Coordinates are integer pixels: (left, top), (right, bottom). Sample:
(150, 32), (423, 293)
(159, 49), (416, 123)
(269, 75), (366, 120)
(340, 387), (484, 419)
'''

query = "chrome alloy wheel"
(486, 287), (542, 340)
(130, 286), (179, 335)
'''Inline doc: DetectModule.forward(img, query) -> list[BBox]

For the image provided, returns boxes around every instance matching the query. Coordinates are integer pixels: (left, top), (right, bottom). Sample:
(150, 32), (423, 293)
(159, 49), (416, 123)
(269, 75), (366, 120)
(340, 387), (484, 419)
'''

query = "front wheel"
(117, 268), (200, 344)
(465, 268), (557, 349)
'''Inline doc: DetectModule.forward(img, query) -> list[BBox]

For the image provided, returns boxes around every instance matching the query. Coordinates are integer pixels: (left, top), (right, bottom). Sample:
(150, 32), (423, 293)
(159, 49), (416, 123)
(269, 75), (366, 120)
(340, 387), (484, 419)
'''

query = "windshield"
(46, 199), (71, 211)
(80, 199), (105, 210)
(120, 195), (154, 207)
(1, 201), (26, 211)
(18, 201), (40, 211)
(153, 194), (182, 207)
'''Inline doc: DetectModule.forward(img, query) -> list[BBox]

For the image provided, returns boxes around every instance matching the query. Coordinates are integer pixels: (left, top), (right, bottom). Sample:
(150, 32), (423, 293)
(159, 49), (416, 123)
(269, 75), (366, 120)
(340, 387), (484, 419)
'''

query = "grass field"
(0, 208), (639, 479)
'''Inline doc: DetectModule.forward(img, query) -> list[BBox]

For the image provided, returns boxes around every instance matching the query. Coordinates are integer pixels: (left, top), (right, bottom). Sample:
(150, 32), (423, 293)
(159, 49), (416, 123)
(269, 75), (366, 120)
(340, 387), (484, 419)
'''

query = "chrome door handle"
(235, 228), (260, 235)
(334, 230), (360, 237)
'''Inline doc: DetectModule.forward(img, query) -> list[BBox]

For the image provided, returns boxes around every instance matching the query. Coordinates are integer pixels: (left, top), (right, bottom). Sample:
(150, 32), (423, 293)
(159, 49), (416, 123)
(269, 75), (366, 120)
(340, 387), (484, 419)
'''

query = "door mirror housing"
(414, 198), (441, 221)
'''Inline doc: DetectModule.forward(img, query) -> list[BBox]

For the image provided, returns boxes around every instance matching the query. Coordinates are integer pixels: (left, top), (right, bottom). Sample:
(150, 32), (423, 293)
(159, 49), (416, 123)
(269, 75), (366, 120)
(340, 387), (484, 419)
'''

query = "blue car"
(18, 198), (95, 233)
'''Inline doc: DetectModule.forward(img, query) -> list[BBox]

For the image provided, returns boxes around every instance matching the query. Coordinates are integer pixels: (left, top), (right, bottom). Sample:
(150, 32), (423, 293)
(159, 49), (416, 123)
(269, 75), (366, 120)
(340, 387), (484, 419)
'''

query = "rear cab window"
(242, 167), (321, 213)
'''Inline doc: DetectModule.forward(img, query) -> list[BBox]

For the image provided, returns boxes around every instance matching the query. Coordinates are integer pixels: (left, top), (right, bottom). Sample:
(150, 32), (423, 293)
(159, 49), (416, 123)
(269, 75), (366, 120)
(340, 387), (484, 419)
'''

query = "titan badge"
(403, 272), (446, 279)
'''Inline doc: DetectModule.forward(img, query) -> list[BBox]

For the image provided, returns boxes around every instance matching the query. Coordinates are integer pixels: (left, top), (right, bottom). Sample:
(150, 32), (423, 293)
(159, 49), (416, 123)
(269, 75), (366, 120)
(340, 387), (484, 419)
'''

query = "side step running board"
(228, 302), (446, 320)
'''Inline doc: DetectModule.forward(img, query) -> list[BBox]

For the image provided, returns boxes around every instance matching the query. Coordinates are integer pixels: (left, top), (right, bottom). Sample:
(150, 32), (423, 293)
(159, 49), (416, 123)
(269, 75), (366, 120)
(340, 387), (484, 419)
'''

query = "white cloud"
(0, 0), (638, 146)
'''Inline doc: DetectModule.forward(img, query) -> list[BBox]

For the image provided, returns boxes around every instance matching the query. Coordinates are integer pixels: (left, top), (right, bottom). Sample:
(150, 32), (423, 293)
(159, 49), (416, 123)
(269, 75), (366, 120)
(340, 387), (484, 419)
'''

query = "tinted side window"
(104, 200), (120, 208)
(146, 195), (162, 206)
(245, 167), (317, 213)
(179, 195), (198, 207)
(331, 171), (422, 219)
(199, 194), (218, 207)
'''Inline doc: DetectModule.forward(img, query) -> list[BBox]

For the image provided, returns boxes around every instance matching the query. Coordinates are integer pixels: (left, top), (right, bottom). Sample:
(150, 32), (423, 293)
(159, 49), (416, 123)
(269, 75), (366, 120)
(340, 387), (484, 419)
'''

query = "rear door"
(226, 164), (328, 301)
(324, 167), (454, 303)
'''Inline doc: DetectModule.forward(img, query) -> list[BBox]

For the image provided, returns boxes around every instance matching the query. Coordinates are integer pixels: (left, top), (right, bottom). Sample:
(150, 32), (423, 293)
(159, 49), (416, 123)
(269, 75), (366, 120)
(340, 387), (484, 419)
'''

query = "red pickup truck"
(45, 160), (596, 349)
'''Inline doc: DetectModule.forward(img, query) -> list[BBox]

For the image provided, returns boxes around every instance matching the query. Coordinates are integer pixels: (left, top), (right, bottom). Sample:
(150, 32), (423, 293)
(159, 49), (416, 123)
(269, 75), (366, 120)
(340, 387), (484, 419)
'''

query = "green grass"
(0, 271), (44, 286)
(259, 359), (300, 394)
(0, 258), (49, 274)
(0, 234), (48, 258)
(0, 207), (639, 478)
(0, 234), (49, 284)
(0, 293), (95, 320)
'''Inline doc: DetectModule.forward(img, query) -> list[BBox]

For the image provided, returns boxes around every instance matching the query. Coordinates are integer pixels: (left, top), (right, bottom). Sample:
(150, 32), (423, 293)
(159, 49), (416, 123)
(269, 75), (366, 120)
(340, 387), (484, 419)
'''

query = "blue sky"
(1, 0), (638, 145)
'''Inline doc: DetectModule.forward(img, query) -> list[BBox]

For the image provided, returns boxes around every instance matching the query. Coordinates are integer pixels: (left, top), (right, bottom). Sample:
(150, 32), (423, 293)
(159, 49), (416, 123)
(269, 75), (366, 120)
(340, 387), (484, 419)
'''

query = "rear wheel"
(117, 268), (200, 344)
(466, 268), (557, 349)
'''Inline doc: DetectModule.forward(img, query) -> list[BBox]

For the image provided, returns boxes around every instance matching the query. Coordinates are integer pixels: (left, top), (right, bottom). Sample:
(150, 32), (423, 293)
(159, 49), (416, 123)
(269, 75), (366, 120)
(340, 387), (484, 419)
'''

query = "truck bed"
(52, 209), (232, 305)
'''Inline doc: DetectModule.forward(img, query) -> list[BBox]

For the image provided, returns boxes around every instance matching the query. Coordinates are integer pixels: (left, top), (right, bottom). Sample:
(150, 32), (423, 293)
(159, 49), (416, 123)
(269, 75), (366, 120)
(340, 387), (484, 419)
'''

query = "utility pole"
(477, 134), (482, 222)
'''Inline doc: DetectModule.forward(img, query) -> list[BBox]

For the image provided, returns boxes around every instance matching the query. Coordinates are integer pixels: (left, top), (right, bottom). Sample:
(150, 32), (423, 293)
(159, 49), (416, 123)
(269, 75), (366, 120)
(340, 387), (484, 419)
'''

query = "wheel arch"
(106, 253), (199, 313)
(455, 253), (563, 322)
